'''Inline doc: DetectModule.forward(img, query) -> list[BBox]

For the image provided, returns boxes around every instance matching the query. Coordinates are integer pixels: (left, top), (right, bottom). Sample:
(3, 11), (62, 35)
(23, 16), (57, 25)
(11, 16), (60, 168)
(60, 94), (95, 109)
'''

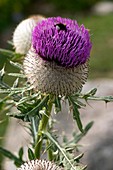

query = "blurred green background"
(0, 0), (113, 168)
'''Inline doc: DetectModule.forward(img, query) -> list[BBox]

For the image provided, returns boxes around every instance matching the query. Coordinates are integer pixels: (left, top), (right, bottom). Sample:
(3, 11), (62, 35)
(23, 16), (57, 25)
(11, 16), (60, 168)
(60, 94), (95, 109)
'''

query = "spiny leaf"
(0, 48), (15, 57)
(79, 94), (113, 102)
(8, 73), (25, 78)
(0, 147), (24, 167)
(26, 95), (49, 116)
(86, 88), (97, 96)
(0, 86), (29, 94)
(0, 89), (11, 94)
(68, 95), (86, 108)
(68, 96), (83, 133)
(10, 61), (23, 70)
(12, 78), (19, 88)
(44, 131), (76, 170)
(17, 93), (40, 105)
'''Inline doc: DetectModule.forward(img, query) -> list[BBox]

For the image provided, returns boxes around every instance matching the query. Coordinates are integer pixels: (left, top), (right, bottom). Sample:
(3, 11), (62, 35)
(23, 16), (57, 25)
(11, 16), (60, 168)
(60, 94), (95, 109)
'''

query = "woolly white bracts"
(23, 47), (89, 96)
(13, 15), (45, 54)
(17, 159), (64, 170)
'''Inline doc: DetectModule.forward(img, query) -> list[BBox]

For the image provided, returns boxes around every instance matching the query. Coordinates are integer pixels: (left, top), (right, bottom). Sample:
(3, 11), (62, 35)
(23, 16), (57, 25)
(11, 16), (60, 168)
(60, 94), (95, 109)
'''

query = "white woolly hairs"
(13, 15), (45, 54)
(24, 47), (89, 96)
(17, 159), (64, 170)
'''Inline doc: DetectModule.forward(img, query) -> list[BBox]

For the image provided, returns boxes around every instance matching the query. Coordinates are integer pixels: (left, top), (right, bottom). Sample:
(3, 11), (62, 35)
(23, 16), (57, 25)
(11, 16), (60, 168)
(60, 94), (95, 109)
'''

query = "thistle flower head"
(24, 16), (92, 96)
(17, 159), (64, 170)
(32, 16), (92, 68)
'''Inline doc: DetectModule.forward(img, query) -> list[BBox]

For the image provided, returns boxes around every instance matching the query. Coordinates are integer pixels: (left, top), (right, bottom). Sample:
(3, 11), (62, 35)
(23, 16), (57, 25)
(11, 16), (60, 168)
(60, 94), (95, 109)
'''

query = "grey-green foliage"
(0, 48), (113, 169)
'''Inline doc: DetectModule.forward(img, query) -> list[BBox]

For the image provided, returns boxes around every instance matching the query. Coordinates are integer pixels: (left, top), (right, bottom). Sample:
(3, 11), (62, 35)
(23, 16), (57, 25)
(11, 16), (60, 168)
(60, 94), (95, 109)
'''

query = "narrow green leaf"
(26, 95), (49, 116)
(17, 103), (30, 114)
(0, 147), (24, 166)
(74, 153), (84, 162)
(8, 73), (25, 78)
(12, 78), (19, 88)
(0, 66), (5, 81)
(0, 48), (23, 60)
(18, 147), (24, 160)
(69, 95), (86, 108)
(18, 93), (40, 105)
(68, 96), (83, 133)
(87, 88), (97, 96)
(0, 48), (15, 56)
(74, 99), (86, 107)
(81, 165), (87, 170)
(28, 148), (35, 160)
(84, 121), (94, 133)
(0, 86), (29, 94)
(6, 112), (26, 121)
(0, 89), (11, 94)
(54, 96), (61, 113)
(73, 105), (83, 133)
(10, 61), (23, 70)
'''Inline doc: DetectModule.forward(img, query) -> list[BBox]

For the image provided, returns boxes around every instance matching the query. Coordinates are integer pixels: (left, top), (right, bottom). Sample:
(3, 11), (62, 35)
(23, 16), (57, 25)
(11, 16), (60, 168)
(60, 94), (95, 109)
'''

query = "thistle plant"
(0, 15), (113, 170)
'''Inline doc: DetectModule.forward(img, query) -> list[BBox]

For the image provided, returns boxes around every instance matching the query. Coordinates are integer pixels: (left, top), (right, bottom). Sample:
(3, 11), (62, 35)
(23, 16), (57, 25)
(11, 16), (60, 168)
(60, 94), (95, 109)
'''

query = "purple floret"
(32, 17), (92, 68)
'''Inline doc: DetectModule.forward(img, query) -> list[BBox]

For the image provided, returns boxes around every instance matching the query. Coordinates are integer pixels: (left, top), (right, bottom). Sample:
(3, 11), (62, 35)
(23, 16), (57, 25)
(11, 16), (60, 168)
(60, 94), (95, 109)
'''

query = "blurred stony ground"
(91, 1), (113, 15)
(3, 78), (113, 170)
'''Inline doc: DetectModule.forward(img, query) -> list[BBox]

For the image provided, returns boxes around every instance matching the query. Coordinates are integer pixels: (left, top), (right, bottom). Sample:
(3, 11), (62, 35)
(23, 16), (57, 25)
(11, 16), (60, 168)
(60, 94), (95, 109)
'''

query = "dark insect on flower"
(55, 23), (67, 31)
(24, 16), (92, 96)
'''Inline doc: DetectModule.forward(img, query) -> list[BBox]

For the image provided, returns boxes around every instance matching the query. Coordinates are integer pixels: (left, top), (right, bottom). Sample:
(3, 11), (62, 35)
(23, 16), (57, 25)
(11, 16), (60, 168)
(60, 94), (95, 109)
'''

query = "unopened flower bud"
(13, 15), (45, 54)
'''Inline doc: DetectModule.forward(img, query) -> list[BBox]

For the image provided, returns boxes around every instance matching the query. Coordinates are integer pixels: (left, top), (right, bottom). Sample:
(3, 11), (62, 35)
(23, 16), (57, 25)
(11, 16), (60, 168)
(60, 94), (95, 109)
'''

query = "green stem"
(35, 95), (53, 158)
(46, 140), (53, 161)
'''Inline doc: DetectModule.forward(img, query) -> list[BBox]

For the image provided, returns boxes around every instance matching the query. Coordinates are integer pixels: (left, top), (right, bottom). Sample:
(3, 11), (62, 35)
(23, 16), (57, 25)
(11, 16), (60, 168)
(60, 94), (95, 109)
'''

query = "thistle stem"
(35, 95), (53, 158)
(46, 139), (53, 161)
